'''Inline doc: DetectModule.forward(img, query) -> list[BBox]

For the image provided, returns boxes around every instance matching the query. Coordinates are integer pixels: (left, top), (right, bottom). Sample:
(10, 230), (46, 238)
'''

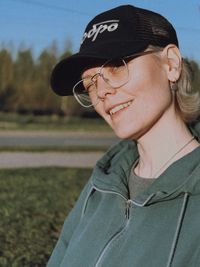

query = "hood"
(91, 121), (200, 205)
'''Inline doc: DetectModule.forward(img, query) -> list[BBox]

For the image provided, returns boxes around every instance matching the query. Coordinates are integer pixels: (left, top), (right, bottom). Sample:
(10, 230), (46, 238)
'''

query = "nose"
(96, 75), (116, 99)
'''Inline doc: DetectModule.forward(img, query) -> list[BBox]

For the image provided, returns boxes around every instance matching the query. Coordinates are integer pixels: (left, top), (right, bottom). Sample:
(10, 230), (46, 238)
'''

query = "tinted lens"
(102, 58), (129, 88)
(73, 79), (99, 107)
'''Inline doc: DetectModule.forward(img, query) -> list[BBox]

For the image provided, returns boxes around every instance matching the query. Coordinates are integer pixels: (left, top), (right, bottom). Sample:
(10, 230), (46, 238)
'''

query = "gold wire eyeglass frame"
(72, 50), (162, 108)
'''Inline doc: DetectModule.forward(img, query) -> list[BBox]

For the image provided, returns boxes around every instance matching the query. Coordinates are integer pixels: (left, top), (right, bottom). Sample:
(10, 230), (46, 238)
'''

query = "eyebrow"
(81, 63), (103, 79)
(81, 74), (93, 80)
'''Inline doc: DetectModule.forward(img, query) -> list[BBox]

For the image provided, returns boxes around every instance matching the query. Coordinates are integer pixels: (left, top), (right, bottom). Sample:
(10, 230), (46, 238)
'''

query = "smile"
(109, 100), (133, 115)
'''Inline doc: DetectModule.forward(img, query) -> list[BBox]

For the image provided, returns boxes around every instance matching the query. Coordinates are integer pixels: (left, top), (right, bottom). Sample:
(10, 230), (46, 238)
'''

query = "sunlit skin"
(82, 45), (199, 178)
(83, 48), (173, 139)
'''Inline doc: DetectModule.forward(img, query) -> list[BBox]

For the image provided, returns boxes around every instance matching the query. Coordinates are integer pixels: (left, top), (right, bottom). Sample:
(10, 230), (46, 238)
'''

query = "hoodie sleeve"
(46, 179), (92, 267)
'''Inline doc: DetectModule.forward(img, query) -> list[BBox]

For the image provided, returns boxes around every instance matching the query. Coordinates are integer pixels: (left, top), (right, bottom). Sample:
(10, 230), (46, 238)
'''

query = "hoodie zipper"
(92, 185), (132, 267)
(125, 199), (132, 219)
(87, 183), (190, 267)
(92, 185), (131, 218)
(166, 192), (190, 267)
(93, 191), (190, 267)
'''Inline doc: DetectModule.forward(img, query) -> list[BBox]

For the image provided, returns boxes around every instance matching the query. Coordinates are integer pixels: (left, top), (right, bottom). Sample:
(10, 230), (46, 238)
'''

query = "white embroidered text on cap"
(81, 20), (119, 44)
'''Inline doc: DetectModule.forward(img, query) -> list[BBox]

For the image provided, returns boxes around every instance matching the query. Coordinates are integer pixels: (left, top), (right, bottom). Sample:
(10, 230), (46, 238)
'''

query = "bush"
(0, 167), (91, 267)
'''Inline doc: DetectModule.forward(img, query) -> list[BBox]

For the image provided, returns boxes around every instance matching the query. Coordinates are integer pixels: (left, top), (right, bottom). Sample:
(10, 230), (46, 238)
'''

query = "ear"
(162, 45), (182, 82)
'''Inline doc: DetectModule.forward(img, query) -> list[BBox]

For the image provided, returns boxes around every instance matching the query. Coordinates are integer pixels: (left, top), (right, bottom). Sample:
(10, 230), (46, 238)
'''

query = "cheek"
(94, 103), (113, 126)
(130, 56), (168, 90)
(135, 84), (172, 129)
(112, 83), (172, 139)
(131, 59), (171, 109)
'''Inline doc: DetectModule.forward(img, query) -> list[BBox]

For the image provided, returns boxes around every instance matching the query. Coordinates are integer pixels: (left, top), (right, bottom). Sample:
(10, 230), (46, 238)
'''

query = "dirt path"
(0, 151), (104, 169)
(0, 131), (118, 147)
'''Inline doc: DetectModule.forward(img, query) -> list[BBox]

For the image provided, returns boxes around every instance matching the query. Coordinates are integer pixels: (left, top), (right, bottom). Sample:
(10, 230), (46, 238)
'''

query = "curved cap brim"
(50, 53), (108, 96)
(50, 39), (150, 96)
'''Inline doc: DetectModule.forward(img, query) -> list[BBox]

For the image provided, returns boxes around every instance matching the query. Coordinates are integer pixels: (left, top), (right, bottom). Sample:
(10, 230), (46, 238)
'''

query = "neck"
(135, 112), (199, 178)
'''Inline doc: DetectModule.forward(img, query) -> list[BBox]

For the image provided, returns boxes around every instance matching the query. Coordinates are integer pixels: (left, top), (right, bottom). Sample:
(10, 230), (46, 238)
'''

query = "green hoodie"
(47, 124), (200, 267)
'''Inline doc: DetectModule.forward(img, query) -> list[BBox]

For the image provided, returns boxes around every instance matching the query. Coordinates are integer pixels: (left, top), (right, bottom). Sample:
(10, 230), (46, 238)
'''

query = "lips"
(109, 100), (133, 115)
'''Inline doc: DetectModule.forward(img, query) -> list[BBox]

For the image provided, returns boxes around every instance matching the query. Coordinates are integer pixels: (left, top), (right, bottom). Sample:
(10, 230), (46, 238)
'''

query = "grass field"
(0, 112), (111, 132)
(0, 145), (109, 152)
(0, 167), (91, 267)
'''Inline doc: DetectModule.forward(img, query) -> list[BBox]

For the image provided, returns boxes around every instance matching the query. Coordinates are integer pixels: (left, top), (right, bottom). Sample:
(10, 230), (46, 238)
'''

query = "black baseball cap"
(50, 5), (179, 96)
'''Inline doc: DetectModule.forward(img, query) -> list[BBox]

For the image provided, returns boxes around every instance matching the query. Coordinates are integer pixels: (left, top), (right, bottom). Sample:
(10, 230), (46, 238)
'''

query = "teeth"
(110, 101), (132, 115)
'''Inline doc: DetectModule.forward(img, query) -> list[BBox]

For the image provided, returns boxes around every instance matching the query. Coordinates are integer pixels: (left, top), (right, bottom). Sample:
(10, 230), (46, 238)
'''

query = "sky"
(0, 0), (200, 62)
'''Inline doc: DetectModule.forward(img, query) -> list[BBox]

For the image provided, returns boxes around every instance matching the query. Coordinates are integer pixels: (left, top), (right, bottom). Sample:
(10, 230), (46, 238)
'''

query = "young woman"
(47, 5), (200, 267)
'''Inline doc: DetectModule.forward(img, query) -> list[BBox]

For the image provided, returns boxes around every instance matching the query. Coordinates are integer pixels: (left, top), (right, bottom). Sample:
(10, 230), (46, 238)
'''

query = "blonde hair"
(149, 45), (200, 123)
(175, 59), (200, 123)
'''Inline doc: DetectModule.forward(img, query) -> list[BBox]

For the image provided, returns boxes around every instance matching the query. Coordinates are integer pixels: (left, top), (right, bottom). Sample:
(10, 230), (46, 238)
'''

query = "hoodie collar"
(91, 130), (200, 205)
(91, 139), (138, 198)
(134, 145), (200, 205)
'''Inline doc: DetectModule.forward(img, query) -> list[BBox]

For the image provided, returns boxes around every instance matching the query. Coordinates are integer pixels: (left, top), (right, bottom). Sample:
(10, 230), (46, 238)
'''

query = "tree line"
(0, 43), (200, 117)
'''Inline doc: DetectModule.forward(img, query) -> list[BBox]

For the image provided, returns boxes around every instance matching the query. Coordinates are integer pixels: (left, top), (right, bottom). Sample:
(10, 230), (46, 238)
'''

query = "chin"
(112, 127), (136, 140)
(112, 123), (146, 141)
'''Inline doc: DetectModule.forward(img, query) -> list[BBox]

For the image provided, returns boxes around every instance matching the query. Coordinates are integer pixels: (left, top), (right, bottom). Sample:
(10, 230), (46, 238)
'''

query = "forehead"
(81, 66), (101, 79)
(81, 52), (161, 79)
(81, 59), (106, 77)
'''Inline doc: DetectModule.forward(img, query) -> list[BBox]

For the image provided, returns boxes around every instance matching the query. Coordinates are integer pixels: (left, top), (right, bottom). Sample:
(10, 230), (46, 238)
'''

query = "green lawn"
(0, 145), (109, 152)
(0, 167), (91, 267)
(0, 113), (111, 132)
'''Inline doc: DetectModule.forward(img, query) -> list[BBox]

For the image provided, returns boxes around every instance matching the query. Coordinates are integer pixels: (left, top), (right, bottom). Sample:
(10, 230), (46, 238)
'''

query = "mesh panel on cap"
(136, 8), (178, 47)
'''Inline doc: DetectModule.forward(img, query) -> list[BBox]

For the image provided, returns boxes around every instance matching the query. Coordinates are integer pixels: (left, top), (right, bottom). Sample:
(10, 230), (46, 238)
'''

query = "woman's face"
(82, 52), (174, 140)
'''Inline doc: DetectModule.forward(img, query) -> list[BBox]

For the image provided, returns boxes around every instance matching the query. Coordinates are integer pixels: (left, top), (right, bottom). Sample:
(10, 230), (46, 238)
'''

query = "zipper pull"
(125, 200), (131, 219)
